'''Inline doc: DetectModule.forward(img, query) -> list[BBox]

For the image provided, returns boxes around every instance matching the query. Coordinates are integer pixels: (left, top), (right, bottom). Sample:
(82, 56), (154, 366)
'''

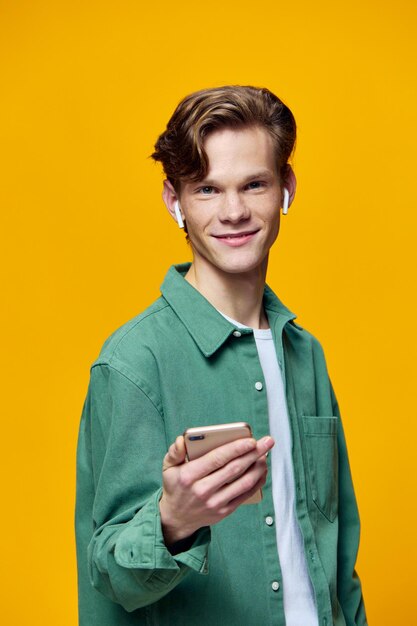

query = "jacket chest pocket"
(302, 416), (338, 522)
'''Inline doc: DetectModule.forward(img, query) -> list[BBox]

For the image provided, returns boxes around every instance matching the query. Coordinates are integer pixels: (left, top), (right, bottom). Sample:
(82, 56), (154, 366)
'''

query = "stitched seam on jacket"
(91, 361), (164, 419)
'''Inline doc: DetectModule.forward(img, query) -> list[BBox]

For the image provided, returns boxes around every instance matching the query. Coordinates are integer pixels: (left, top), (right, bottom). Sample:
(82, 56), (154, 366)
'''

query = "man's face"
(177, 126), (286, 280)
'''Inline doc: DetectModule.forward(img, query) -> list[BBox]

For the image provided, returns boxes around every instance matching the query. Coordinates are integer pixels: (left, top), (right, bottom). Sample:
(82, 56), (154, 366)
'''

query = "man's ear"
(162, 179), (185, 225)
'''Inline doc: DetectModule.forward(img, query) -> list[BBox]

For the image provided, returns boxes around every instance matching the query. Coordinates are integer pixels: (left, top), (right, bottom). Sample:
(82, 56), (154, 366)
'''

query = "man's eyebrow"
(241, 169), (275, 182)
(195, 170), (275, 187)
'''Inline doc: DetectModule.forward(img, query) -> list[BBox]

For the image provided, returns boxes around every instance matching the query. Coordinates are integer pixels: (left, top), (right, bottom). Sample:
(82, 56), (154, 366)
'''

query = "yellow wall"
(1, 1), (416, 624)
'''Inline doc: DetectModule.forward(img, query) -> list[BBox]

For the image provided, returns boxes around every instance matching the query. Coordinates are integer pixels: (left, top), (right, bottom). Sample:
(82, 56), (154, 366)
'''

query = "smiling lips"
(212, 230), (259, 247)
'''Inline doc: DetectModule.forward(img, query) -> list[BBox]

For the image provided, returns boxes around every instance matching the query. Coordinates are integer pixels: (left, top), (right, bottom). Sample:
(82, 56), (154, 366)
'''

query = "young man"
(76, 86), (367, 626)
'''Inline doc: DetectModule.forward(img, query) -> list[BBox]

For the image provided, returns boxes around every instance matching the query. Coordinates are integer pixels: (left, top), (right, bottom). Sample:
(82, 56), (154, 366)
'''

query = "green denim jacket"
(76, 263), (367, 626)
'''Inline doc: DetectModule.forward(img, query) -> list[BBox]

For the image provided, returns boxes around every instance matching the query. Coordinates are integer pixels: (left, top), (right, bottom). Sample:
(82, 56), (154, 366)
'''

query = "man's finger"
(185, 436), (260, 481)
(196, 437), (274, 496)
(220, 472), (267, 514)
(163, 436), (186, 471)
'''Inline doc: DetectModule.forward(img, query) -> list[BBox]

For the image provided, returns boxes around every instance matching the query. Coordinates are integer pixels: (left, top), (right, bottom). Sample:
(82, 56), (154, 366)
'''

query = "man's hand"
(159, 434), (274, 546)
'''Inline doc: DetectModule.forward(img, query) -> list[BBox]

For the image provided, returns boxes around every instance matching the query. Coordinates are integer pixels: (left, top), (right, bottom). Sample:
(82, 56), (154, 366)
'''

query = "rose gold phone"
(183, 422), (262, 504)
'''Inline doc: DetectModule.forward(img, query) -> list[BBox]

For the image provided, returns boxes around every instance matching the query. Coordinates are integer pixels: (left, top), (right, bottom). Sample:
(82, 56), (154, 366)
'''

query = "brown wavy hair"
(151, 85), (296, 191)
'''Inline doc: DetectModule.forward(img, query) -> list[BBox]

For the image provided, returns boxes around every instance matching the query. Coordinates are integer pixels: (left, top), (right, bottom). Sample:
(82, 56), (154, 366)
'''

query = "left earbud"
(174, 200), (184, 229)
(282, 188), (290, 215)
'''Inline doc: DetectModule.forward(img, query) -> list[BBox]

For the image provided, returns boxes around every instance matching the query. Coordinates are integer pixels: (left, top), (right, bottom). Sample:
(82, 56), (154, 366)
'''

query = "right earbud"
(282, 188), (290, 215)
(174, 200), (184, 229)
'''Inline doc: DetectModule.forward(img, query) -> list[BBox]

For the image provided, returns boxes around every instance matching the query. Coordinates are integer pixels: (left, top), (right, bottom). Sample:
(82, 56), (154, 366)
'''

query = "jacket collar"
(161, 263), (296, 358)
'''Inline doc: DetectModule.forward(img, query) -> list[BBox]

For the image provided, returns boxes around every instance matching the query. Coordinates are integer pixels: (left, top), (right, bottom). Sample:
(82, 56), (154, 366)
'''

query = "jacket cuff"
(114, 488), (210, 575)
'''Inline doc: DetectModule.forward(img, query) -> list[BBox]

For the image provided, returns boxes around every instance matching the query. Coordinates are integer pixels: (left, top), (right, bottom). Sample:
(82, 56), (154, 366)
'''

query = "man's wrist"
(159, 496), (197, 547)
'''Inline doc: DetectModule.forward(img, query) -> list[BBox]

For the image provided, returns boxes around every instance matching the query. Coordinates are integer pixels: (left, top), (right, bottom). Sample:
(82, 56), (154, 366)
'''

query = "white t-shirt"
(221, 313), (318, 626)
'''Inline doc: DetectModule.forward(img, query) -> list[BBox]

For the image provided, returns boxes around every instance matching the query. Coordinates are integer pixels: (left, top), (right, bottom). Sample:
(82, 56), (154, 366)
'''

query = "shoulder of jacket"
(93, 296), (171, 365)
(285, 319), (326, 355)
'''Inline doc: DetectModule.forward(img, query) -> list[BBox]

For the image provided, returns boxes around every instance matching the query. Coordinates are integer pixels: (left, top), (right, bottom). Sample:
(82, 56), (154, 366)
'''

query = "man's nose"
(219, 193), (250, 223)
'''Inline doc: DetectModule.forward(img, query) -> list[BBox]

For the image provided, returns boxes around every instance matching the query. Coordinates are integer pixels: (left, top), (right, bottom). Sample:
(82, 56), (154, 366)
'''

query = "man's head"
(152, 85), (296, 193)
(152, 86), (297, 283)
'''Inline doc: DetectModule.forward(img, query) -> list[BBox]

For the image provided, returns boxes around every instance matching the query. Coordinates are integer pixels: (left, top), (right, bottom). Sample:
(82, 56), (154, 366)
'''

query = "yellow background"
(1, 1), (416, 624)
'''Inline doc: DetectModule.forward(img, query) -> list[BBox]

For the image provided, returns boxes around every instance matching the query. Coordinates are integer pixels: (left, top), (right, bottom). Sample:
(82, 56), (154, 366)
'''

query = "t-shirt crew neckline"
(218, 311), (272, 340)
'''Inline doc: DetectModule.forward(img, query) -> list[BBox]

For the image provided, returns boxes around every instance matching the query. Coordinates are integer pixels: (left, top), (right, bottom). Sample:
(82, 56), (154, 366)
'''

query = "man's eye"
(247, 181), (264, 190)
(199, 186), (214, 194)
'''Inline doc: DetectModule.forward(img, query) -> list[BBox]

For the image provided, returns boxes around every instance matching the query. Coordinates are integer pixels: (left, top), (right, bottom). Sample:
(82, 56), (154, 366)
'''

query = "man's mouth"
(213, 230), (259, 240)
(212, 230), (259, 246)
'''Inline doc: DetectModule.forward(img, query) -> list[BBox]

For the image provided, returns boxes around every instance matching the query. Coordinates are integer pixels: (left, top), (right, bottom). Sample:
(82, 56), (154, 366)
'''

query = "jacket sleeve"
(332, 386), (368, 625)
(76, 363), (210, 613)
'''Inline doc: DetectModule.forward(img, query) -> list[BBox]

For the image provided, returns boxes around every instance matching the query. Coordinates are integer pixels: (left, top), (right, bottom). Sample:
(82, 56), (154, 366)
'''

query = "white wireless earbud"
(282, 188), (290, 215)
(174, 200), (184, 229)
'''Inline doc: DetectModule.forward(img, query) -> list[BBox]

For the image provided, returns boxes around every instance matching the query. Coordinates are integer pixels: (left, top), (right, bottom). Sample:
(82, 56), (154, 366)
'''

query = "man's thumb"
(162, 435), (186, 471)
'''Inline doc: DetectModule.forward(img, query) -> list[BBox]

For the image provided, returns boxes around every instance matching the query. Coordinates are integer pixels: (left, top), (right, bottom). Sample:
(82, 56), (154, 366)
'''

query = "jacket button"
(255, 381), (263, 391)
(271, 581), (280, 591)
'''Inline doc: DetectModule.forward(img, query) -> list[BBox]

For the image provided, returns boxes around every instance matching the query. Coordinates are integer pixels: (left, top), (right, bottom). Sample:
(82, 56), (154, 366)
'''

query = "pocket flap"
(302, 415), (338, 436)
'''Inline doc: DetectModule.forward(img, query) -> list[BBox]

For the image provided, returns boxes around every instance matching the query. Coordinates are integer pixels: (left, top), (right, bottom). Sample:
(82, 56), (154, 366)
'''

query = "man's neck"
(185, 259), (269, 330)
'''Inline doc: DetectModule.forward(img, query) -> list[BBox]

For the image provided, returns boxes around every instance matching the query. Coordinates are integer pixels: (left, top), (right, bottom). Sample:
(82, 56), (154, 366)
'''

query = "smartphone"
(183, 422), (262, 504)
